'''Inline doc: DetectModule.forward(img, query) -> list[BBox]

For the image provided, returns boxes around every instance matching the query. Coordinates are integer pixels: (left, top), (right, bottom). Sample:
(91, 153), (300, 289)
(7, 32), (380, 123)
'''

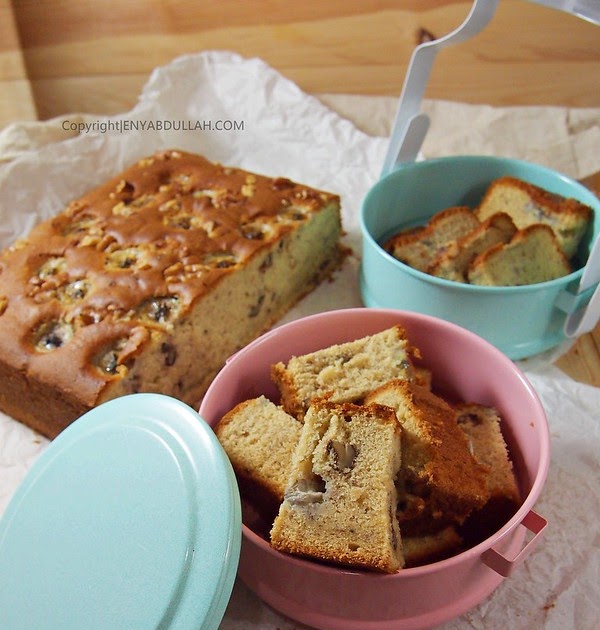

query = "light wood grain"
(6, 0), (600, 123)
(1, 0), (599, 388)
(0, 0), (37, 128)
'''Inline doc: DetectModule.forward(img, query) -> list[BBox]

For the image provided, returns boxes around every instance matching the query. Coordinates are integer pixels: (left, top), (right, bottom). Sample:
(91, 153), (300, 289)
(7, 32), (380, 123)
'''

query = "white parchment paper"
(0, 51), (599, 629)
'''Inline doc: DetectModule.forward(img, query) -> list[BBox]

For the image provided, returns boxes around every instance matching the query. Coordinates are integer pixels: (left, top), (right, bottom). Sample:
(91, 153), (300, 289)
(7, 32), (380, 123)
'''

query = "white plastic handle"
(381, 0), (599, 178)
(482, 510), (547, 578)
(381, 0), (500, 176)
(527, 0), (600, 25)
(563, 233), (600, 337)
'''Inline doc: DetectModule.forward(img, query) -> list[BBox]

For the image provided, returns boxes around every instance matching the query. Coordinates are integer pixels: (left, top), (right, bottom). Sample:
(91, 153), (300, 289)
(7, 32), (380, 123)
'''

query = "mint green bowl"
(360, 156), (600, 360)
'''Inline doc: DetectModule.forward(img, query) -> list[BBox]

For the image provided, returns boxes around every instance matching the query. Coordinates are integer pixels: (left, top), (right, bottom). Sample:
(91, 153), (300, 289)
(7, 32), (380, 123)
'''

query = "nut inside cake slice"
(270, 400), (404, 573)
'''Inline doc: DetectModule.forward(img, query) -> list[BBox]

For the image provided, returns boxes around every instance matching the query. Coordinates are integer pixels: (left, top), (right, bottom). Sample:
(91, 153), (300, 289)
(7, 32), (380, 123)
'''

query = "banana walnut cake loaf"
(0, 150), (344, 438)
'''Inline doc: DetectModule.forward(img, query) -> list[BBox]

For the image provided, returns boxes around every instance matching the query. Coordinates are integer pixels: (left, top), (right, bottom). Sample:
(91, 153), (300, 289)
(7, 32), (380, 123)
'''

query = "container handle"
(381, 0), (599, 179)
(482, 510), (547, 578)
(527, 0), (600, 26)
(563, 232), (600, 337)
(380, 0), (499, 177)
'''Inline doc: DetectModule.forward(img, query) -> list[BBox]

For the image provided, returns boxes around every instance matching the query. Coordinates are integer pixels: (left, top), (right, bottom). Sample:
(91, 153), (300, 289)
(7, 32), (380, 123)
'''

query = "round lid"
(0, 393), (241, 630)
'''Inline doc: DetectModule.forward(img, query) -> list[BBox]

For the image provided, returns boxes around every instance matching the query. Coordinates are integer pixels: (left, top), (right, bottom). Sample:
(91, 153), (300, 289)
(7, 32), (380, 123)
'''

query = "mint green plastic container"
(360, 156), (600, 360)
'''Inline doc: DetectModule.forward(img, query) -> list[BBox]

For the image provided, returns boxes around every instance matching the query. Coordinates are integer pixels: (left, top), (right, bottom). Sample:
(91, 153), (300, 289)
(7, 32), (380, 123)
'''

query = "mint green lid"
(0, 393), (241, 630)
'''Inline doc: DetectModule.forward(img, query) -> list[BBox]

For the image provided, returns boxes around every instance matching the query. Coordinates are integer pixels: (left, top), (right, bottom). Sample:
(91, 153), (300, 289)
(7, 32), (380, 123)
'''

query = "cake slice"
(215, 395), (302, 507)
(402, 526), (463, 567)
(467, 223), (572, 286)
(270, 400), (404, 573)
(271, 325), (415, 420)
(455, 402), (521, 541)
(383, 206), (480, 272)
(365, 380), (490, 526)
(0, 150), (343, 438)
(428, 212), (517, 282)
(475, 176), (592, 258)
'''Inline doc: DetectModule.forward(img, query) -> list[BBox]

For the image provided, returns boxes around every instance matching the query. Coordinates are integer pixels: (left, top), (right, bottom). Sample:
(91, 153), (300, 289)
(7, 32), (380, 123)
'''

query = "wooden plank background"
(0, 0), (37, 125)
(1, 0), (599, 128)
(0, 0), (599, 386)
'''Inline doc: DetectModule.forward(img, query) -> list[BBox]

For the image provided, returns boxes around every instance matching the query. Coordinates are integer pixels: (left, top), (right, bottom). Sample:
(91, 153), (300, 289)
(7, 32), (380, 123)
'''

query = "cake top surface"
(0, 149), (339, 400)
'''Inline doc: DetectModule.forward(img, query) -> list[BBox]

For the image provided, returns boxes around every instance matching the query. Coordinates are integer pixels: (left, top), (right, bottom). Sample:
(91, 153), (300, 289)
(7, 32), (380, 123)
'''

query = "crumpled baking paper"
(1, 51), (599, 630)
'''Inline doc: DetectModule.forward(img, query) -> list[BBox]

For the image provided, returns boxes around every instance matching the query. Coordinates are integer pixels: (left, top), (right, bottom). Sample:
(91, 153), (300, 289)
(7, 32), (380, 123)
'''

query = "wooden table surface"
(0, 0), (599, 386)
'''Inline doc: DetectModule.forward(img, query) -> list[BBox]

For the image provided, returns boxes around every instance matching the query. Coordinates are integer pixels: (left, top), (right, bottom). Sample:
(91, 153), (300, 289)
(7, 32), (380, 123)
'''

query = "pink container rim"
(199, 307), (551, 627)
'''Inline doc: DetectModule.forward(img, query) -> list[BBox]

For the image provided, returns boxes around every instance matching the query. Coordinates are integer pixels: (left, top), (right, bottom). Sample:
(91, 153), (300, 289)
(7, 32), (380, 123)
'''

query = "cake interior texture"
(269, 400), (403, 573)
(0, 150), (344, 438)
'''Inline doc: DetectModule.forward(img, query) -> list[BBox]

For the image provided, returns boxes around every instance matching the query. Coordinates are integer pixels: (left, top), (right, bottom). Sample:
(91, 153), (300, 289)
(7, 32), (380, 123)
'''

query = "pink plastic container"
(199, 308), (550, 629)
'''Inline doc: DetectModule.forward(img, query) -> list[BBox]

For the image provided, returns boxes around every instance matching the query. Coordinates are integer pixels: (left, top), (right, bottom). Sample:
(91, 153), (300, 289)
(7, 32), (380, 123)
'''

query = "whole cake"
(0, 150), (344, 438)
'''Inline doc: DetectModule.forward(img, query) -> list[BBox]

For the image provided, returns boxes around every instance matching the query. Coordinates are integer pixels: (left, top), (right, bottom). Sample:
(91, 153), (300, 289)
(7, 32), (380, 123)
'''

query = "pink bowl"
(199, 308), (550, 630)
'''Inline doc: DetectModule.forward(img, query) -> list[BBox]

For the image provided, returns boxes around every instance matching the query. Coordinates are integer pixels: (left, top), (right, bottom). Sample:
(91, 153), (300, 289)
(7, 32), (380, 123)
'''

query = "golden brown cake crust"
(475, 175), (592, 258)
(365, 380), (490, 526)
(271, 324), (415, 420)
(0, 150), (343, 437)
(384, 206), (480, 272)
(467, 223), (572, 286)
(215, 395), (302, 505)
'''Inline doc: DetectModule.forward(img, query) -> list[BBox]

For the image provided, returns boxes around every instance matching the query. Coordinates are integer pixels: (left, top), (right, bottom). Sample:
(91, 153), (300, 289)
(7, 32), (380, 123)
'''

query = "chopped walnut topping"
(241, 174), (257, 197)
(63, 214), (98, 237)
(115, 179), (134, 195)
(241, 183), (255, 197)
(277, 206), (309, 223)
(139, 157), (155, 168)
(159, 198), (181, 212)
(241, 221), (275, 241)
(112, 201), (136, 217)
(271, 177), (295, 190)
(202, 252), (238, 268)
(96, 234), (118, 252)
(130, 194), (154, 208)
